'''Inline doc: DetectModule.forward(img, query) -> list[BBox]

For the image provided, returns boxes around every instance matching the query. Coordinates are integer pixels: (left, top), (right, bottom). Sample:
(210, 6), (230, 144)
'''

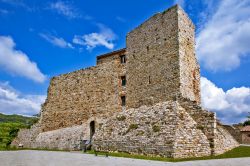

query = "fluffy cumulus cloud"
(201, 77), (250, 124)
(40, 33), (74, 49)
(197, 0), (250, 72)
(0, 35), (46, 83)
(49, 1), (79, 19)
(73, 24), (116, 50)
(0, 82), (46, 116)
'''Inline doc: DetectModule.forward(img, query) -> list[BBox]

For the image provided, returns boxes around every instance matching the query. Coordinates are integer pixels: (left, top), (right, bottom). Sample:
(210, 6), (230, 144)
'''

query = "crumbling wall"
(93, 101), (211, 158)
(179, 98), (239, 155)
(11, 124), (41, 148)
(223, 125), (242, 143)
(179, 98), (216, 141)
(35, 125), (85, 150)
(213, 125), (239, 155)
(242, 131), (250, 144)
(40, 51), (125, 132)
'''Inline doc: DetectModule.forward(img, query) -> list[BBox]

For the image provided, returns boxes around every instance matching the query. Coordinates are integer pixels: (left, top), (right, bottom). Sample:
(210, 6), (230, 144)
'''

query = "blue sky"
(0, 0), (249, 124)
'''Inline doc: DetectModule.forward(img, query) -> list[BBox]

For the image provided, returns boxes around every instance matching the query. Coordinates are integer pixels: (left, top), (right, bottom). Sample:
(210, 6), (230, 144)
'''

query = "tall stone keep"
(126, 6), (200, 109)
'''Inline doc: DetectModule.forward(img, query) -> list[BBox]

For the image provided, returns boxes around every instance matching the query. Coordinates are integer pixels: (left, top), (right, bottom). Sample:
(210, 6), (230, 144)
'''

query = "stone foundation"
(35, 125), (84, 150)
(93, 101), (211, 158)
(213, 125), (239, 155)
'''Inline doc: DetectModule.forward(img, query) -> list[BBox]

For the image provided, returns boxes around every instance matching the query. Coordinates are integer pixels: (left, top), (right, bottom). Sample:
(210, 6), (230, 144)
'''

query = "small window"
(120, 55), (126, 64)
(121, 96), (126, 106)
(121, 76), (126, 86)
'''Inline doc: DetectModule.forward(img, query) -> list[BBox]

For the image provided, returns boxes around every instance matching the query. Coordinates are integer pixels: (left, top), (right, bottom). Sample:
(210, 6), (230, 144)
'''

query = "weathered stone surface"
(11, 123), (41, 148)
(126, 5), (200, 110)
(40, 49), (126, 132)
(241, 131), (250, 144)
(213, 125), (239, 155)
(223, 125), (242, 143)
(93, 101), (211, 158)
(35, 125), (84, 150)
(178, 7), (201, 104)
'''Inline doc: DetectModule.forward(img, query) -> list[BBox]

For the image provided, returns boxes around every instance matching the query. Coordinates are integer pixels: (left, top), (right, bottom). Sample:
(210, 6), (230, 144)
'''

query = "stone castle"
(12, 5), (239, 158)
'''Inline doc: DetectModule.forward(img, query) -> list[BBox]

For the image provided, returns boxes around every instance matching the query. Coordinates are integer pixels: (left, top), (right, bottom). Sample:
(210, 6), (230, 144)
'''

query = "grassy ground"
(87, 146), (250, 162)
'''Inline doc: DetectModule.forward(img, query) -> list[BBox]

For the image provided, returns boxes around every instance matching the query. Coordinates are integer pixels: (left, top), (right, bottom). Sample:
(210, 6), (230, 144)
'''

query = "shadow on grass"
(87, 146), (250, 162)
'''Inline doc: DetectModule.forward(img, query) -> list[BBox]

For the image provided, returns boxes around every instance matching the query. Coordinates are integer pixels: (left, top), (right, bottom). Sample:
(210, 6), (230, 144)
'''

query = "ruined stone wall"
(242, 131), (250, 144)
(178, 98), (239, 155)
(93, 101), (211, 158)
(213, 125), (239, 155)
(35, 125), (84, 150)
(178, 7), (201, 104)
(40, 52), (125, 132)
(11, 123), (41, 148)
(179, 98), (216, 142)
(223, 125), (242, 143)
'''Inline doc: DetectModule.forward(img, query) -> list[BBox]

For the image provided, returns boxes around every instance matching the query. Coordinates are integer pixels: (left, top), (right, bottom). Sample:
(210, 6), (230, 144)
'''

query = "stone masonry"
(12, 5), (239, 158)
(93, 101), (211, 158)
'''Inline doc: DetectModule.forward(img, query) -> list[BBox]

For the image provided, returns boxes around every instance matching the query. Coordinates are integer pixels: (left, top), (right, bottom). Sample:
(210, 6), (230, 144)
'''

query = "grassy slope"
(0, 113), (38, 150)
(87, 146), (250, 162)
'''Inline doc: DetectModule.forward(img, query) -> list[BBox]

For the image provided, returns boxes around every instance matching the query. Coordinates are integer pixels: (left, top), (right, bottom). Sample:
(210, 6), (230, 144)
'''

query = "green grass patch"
(87, 146), (250, 162)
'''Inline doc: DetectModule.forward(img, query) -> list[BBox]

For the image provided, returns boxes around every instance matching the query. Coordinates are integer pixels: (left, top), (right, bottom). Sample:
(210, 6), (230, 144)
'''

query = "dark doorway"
(90, 121), (95, 139)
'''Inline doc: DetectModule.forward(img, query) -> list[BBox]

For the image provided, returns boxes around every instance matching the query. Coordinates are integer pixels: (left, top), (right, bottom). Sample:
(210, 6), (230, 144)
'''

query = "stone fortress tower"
(12, 5), (239, 158)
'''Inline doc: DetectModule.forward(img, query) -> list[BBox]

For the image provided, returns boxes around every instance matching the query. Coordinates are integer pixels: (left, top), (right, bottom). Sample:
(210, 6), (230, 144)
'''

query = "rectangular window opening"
(121, 76), (126, 86)
(121, 96), (126, 106)
(120, 55), (126, 64)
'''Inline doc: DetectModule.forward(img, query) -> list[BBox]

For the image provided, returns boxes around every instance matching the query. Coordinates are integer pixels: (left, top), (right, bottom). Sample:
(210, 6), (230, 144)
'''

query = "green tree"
(243, 112), (250, 126)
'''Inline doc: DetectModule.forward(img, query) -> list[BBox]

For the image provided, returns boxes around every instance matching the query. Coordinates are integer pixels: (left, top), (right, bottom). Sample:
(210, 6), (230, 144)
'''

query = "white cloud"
(197, 0), (250, 72)
(174, 0), (185, 8)
(201, 77), (250, 124)
(40, 33), (74, 49)
(49, 1), (79, 19)
(0, 35), (46, 83)
(0, 81), (46, 116)
(73, 24), (116, 50)
(0, 0), (34, 11)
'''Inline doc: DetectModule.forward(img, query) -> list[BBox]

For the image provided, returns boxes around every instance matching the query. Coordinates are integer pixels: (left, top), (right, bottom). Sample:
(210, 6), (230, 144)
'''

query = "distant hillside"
(0, 113), (39, 150)
(0, 113), (38, 126)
